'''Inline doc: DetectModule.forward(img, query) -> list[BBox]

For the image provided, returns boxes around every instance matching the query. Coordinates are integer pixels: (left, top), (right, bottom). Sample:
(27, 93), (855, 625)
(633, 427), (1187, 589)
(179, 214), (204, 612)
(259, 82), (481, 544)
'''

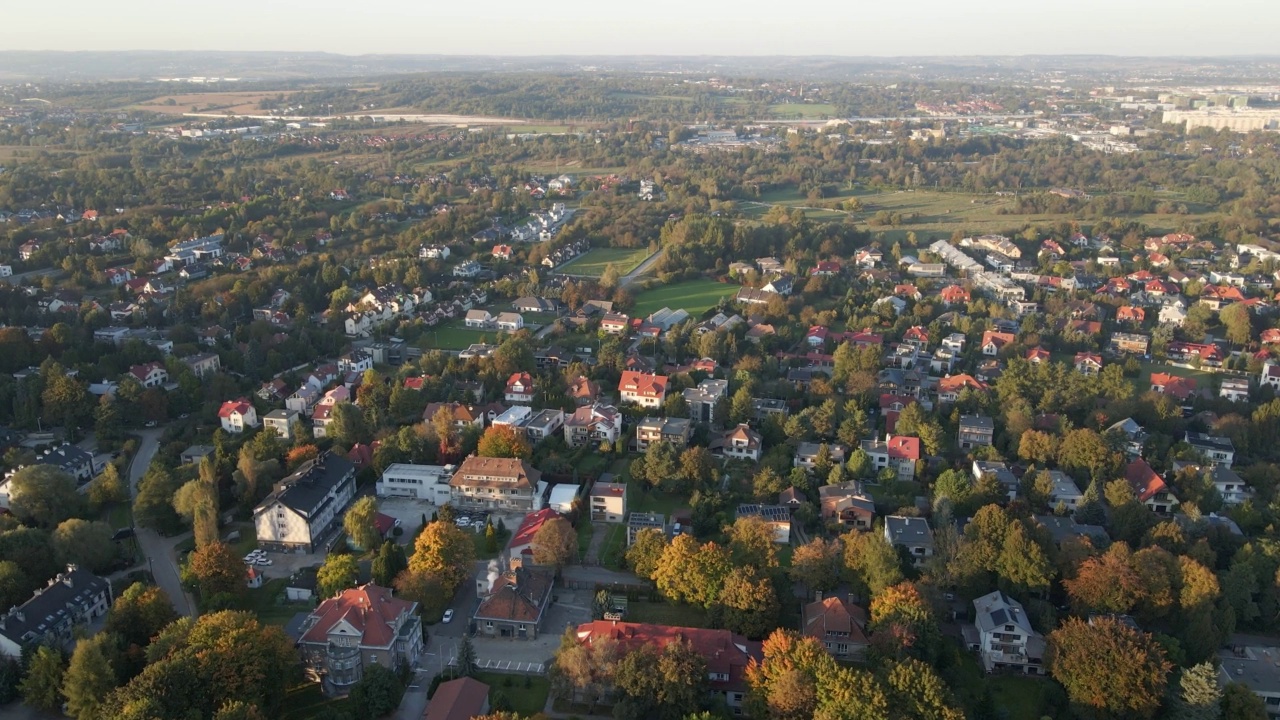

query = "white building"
(218, 398), (258, 433)
(0, 565), (112, 659)
(968, 591), (1045, 675)
(377, 463), (453, 504)
(263, 408), (299, 440)
(254, 452), (357, 553)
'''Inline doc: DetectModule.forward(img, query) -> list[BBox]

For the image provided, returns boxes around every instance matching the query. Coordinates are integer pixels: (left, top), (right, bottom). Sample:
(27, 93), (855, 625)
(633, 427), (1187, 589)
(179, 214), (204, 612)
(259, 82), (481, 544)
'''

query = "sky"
(5, 0), (1277, 56)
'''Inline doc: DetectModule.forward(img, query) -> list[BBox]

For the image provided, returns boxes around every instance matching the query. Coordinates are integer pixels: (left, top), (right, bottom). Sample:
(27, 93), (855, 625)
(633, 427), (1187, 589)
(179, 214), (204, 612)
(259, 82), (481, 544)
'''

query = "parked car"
(442, 609), (454, 623)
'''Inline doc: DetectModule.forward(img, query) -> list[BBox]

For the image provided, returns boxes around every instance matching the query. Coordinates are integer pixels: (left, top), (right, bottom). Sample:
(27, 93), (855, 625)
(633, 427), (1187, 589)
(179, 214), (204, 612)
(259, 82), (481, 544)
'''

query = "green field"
(421, 325), (503, 351)
(474, 672), (551, 716)
(558, 247), (653, 277)
(600, 524), (627, 570)
(623, 601), (711, 628)
(631, 279), (733, 318)
(769, 102), (839, 118)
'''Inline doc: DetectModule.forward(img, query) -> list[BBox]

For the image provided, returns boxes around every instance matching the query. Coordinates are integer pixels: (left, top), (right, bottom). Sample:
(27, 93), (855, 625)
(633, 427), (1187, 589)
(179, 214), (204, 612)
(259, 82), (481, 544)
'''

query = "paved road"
(0, 267), (63, 286)
(127, 429), (196, 616)
(620, 249), (663, 288)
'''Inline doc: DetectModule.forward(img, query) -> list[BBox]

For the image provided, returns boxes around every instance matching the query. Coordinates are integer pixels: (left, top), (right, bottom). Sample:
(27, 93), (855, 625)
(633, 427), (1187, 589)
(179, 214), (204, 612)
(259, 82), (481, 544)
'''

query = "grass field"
(130, 90), (283, 115)
(624, 601), (710, 628)
(420, 325), (502, 351)
(558, 247), (653, 277)
(630, 488), (689, 517)
(600, 524), (628, 570)
(474, 672), (551, 716)
(769, 102), (839, 118)
(631, 279), (733, 318)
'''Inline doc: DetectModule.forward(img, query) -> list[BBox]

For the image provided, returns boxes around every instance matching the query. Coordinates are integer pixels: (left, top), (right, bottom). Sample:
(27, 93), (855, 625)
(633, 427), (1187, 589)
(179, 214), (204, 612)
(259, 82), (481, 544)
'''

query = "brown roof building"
(802, 595), (870, 659)
(472, 565), (555, 640)
(422, 677), (490, 720)
(449, 456), (541, 511)
(297, 584), (423, 694)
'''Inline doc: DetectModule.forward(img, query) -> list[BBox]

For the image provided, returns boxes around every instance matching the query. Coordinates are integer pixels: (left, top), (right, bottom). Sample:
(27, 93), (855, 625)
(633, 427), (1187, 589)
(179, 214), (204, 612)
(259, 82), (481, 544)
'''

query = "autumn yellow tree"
(409, 520), (475, 595)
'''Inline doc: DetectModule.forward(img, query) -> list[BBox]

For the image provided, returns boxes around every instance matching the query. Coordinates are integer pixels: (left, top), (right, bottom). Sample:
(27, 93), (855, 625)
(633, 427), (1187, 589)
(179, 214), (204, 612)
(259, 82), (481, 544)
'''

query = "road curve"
(127, 429), (196, 617)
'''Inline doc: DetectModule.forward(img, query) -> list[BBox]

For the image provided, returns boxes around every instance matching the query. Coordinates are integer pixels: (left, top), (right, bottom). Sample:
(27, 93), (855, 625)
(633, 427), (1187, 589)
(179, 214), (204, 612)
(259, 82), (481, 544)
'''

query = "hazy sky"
(6, 0), (1276, 56)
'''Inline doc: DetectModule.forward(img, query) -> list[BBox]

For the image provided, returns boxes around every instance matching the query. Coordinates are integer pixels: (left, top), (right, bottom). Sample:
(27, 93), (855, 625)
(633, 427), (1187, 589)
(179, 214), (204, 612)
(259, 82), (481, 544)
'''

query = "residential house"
(0, 565), (112, 659)
(712, 424), (763, 461)
(884, 516), (934, 565)
(182, 352), (221, 379)
(1109, 332), (1150, 355)
(1207, 465), (1252, 506)
(568, 376), (600, 407)
(1185, 431), (1235, 467)
(980, 331), (1016, 356)
(635, 417), (693, 451)
(452, 260), (481, 278)
(504, 372), (536, 404)
(627, 512), (667, 546)
(258, 378), (289, 402)
(1126, 458), (1177, 514)
(618, 371), (669, 409)
(449, 456), (541, 511)
(573, 621), (762, 714)
(253, 452), (357, 553)
(1073, 352), (1104, 376)
(218, 398), (258, 433)
(752, 398), (789, 421)
(600, 313), (631, 335)
(464, 310), (493, 328)
(794, 442), (847, 472)
(287, 386), (321, 414)
(1150, 373), (1197, 401)
(937, 374), (989, 404)
(495, 312), (524, 332)
(958, 415), (995, 450)
(939, 284), (971, 306)
(422, 402), (485, 431)
(337, 350), (373, 375)
(1045, 471), (1084, 512)
(296, 584), (422, 693)
(861, 435), (921, 480)
(1221, 378), (1251, 403)
(128, 362), (168, 388)
(589, 482), (627, 523)
(564, 403), (622, 448)
(1159, 304), (1188, 326)
(1107, 417), (1149, 457)
(263, 409), (299, 440)
(802, 595), (870, 660)
(472, 564), (555, 640)
(968, 591), (1045, 675)
(1262, 362), (1280, 391)
(819, 481), (875, 530)
(1217, 647), (1280, 716)
(973, 460), (1019, 502)
(682, 379), (728, 423)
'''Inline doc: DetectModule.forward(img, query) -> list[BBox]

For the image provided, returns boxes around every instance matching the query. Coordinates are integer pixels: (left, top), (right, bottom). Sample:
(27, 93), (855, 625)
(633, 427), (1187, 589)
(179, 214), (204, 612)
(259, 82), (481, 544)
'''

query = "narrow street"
(127, 429), (196, 616)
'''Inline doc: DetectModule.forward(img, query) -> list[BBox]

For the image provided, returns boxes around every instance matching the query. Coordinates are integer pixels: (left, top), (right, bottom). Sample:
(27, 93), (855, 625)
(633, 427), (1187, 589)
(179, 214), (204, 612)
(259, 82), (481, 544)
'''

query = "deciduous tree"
(532, 516), (578, 569)
(20, 645), (64, 713)
(186, 541), (245, 600)
(789, 538), (842, 592)
(1047, 616), (1170, 719)
(476, 424), (532, 459)
(343, 496), (381, 551)
(10, 464), (85, 526)
(842, 530), (903, 597)
(316, 554), (359, 599)
(409, 520), (475, 595)
(52, 518), (117, 573)
(62, 631), (119, 720)
(718, 566), (780, 639)
(626, 527), (666, 579)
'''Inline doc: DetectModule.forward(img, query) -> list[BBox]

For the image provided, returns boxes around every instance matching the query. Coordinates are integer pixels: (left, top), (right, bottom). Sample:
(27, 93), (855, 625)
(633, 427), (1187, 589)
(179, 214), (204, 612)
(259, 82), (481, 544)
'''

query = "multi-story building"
(263, 408), (299, 440)
(860, 435), (921, 480)
(819, 482), (875, 530)
(794, 442), (847, 472)
(472, 564), (555, 640)
(254, 452), (357, 552)
(618, 371), (669, 408)
(127, 362), (169, 388)
(504, 372), (536, 404)
(218, 397), (258, 433)
(564, 403), (622, 448)
(802, 595), (870, 660)
(635, 417), (693, 451)
(1109, 332), (1150, 355)
(182, 352), (222, 379)
(449, 456), (541, 511)
(884, 516), (933, 565)
(0, 565), (112, 659)
(376, 463), (453, 504)
(1126, 458), (1177, 514)
(296, 584), (423, 694)
(682, 379), (728, 423)
(589, 481), (627, 523)
(1185, 431), (1235, 467)
(958, 415), (995, 450)
(714, 424), (763, 461)
(968, 591), (1044, 675)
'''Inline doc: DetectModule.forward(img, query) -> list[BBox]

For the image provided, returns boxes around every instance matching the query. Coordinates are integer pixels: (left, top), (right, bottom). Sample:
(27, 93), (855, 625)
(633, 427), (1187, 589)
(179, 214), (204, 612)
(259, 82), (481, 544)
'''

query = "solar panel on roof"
(989, 609), (1008, 626)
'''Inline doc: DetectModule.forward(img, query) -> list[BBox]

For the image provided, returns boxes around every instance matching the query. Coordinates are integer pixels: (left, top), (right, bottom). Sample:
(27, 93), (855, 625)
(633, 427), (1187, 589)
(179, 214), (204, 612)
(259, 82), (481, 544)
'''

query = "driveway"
(127, 429), (196, 617)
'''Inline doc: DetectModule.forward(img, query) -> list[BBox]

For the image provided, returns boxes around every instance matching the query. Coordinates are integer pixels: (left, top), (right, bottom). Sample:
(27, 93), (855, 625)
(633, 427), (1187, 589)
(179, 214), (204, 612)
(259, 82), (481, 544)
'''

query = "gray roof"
(973, 590), (1037, 636)
(1185, 431), (1234, 453)
(1034, 515), (1109, 545)
(255, 451), (354, 518)
(736, 504), (790, 523)
(959, 414), (994, 430)
(1220, 647), (1280, 694)
(885, 515), (933, 548)
(0, 566), (110, 647)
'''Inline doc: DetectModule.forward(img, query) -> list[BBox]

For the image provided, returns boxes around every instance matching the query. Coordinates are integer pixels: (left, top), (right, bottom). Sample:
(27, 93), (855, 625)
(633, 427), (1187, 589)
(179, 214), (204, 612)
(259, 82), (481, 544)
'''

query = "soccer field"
(632, 279), (733, 317)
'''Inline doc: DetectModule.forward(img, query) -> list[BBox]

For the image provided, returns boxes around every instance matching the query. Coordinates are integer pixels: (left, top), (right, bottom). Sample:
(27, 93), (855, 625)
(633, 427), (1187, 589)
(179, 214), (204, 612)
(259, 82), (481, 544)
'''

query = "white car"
(455, 517), (471, 527)
(442, 609), (454, 623)
(255, 558), (273, 566)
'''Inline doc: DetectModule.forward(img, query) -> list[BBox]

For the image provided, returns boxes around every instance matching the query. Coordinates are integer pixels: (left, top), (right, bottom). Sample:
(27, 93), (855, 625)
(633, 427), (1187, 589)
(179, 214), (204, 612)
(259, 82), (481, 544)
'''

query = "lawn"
(631, 279), (733, 318)
(942, 639), (1061, 720)
(630, 488), (687, 517)
(577, 517), (593, 557)
(278, 682), (350, 720)
(558, 247), (653, 277)
(103, 502), (132, 530)
(623, 600), (710, 628)
(600, 524), (628, 570)
(1137, 361), (1214, 392)
(244, 578), (303, 626)
(420, 324), (503, 351)
(474, 672), (550, 716)
(471, 524), (510, 560)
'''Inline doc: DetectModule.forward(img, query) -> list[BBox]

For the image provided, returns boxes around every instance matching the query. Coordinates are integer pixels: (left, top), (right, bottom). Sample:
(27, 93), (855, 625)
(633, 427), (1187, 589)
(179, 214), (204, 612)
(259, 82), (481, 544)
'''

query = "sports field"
(558, 247), (653, 277)
(632, 279), (733, 317)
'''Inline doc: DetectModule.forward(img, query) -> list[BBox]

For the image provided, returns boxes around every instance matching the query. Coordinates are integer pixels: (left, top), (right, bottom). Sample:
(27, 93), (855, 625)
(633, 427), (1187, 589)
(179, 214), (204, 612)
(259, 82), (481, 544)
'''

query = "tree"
(371, 541), (408, 587)
(1220, 302), (1253, 346)
(745, 630), (835, 720)
(1220, 682), (1268, 720)
(994, 521), (1053, 595)
(88, 462), (129, 509)
(842, 531), (903, 597)
(455, 634), (478, 676)
(751, 466), (787, 502)
(409, 521), (475, 595)
(328, 402), (370, 447)
(186, 541), (245, 600)
(476, 424), (532, 459)
(344, 496), (381, 551)
(63, 632), (119, 720)
(9, 464), (84, 526)
(0, 561), (29, 611)
(316, 554), (359, 599)
(532, 516), (578, 569)
(869, 582), (939, 661)
(105, 582), (179, 650)
(393, 570), (448, 620)
(1064, 543), (1143, 614)
(52, 518), (117, 573)
(654, 535), (732, 608)
(790, 538), (842, 593)
(1166, 662), (1221, 720)
(286, 445), (320, 470)
(678, 447), (714, 489)
(1047, 616), (1170, 719)
(133, 463), (183, 535)
(347, 664), (403, 718)
(883, 659), (966, 720)
(727, 515), (779, 570)
(20, 645), (64, 713)
(626, 527), (666, 579)
(718, 565), (780, 638)
(214, 701), (268, 720)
